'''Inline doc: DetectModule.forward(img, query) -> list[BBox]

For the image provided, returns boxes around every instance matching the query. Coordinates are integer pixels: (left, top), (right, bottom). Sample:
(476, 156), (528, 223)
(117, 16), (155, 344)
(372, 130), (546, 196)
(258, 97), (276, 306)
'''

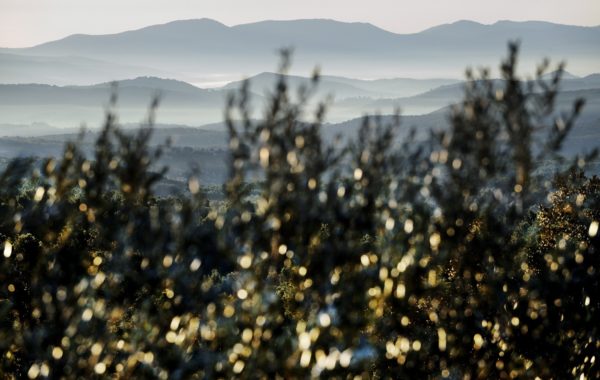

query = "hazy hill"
(326, 92), (600, 158)
(2, 19), (599, 84)
(90, 76), (204, 93)
(223, 72), (461, 99)
(0, 77), (262, 127)
(559, 73), (600, 91)
(223, 72), (377, 99)
(336, 74), (600, 116)
(0, 77), (227, 106)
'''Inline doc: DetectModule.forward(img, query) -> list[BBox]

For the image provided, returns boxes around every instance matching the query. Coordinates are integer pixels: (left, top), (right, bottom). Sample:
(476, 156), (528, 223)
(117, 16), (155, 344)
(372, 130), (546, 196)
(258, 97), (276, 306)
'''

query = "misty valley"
(1, 13), (599, 379)
(2, 20), (600, 195)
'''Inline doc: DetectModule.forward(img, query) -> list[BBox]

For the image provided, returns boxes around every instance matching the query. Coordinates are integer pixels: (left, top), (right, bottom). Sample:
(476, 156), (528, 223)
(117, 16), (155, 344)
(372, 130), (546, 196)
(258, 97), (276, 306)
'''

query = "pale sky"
(1, 0), (599, 48)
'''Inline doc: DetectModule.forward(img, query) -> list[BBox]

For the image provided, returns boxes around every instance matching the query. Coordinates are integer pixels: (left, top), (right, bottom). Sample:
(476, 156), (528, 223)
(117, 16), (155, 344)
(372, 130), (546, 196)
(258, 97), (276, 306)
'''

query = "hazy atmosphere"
(1, 1), (599, 379)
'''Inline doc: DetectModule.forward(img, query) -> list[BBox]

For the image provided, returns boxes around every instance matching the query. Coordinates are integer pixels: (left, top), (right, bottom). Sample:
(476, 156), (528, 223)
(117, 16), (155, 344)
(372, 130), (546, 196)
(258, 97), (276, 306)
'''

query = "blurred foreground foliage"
(1, 45), (599, 379)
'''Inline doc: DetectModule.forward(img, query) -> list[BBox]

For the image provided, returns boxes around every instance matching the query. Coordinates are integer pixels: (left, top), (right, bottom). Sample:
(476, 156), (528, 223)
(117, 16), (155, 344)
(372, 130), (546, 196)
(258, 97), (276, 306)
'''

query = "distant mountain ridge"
(1, 73), (599, 127)
(20, 19), (600, 50)
(1, 18), (598, 85)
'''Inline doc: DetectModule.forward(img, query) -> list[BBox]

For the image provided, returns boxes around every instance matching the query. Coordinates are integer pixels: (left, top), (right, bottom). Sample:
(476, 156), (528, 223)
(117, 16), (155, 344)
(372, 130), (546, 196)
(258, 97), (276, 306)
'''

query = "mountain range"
(1, 19), (599, 85)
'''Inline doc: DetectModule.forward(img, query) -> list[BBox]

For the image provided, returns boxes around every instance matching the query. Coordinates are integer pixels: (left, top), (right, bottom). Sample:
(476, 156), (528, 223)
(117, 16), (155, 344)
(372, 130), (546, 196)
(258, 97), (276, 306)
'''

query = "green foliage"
(0, 45), (598, 379)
